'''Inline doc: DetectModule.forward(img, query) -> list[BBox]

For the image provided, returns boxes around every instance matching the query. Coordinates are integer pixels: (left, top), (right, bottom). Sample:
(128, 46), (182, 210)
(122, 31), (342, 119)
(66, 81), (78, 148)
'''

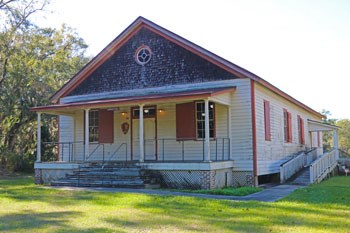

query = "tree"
(321, 109), (337, 151)
(0, 0), (89, 171)
(337, 119), (350, 155)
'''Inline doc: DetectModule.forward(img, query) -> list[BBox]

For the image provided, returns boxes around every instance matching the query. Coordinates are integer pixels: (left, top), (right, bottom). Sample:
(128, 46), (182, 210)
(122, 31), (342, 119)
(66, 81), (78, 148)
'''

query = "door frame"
(130, 105), (158, 161)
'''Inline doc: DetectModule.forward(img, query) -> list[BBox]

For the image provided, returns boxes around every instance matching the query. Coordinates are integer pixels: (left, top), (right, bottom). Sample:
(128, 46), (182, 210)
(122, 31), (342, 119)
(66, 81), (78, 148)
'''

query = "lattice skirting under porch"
(232, 171), (254, 187)
(153, 170), (216, 190)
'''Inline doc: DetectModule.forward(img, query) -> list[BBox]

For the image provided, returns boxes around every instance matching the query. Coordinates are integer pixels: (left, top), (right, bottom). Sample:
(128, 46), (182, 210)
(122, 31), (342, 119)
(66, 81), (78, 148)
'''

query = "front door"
(132, 118), (156, 161)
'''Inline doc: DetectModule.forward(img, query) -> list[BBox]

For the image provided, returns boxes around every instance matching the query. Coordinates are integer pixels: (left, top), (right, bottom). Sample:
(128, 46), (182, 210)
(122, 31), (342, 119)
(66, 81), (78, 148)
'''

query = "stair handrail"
(309, 148), (337, 184)
(86, 143), (105, 161)
(107, 143), (127, 162)
(280, 151), (305, 183)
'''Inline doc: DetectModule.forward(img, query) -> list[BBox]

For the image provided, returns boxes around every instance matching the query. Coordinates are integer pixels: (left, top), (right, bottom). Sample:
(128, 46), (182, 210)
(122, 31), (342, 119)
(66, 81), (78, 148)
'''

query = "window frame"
(195, 101), (215, 139)
(89, 110), (99, 143)
(264, 100), (271, 141)
(283, 109), (292, 143)
(297, 115), (305, 145)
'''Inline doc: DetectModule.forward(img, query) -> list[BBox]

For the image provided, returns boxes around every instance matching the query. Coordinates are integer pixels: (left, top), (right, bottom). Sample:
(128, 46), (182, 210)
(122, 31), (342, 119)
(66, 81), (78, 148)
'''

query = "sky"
(32, 0), (350, 119)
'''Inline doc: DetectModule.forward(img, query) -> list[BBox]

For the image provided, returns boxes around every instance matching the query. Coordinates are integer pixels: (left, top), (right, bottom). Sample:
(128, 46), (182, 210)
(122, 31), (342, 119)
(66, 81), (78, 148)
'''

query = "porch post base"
(34, 168), (43, 185)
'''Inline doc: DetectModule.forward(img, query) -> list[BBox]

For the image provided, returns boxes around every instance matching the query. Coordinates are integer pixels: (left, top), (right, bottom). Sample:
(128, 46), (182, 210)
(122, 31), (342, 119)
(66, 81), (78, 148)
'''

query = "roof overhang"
(31, 86), (235, 114)
(308, 119), (339, 132)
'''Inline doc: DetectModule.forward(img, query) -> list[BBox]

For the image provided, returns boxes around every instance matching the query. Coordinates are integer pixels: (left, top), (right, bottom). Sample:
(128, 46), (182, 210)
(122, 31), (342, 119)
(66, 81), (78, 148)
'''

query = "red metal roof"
(32, 87), (235, 113)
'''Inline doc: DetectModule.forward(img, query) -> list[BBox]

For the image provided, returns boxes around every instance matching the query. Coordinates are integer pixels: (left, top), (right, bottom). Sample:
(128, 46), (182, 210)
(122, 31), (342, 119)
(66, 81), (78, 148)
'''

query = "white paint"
(334, 129), (339, 160)
(139, 104), (144, 162)
(36, 112), (41, 162)
(84, 109), (89, 160)
(204, 99), (210, 161)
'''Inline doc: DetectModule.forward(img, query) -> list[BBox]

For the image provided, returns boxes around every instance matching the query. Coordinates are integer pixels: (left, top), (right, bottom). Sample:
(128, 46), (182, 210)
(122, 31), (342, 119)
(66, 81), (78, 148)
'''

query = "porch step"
(51, 162), (157, 189)
(288, 167), (310, 185)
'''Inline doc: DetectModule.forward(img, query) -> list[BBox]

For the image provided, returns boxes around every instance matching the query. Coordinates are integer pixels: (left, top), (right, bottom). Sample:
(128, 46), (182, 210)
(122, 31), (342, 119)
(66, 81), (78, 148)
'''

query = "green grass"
(178, 186), (262, 196)
(0, 176), (349, 232)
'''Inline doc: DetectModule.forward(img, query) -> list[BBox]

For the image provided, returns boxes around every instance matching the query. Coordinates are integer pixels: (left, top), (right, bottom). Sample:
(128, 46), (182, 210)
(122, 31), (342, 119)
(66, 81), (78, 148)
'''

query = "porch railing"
(309, 148), (337, 184)
(41, 137), (231, 163)
(280, 151), (305, 183)
(304, 147), (318, 166)
(152, 137), (230, 162)
(42, 141), (84, 162)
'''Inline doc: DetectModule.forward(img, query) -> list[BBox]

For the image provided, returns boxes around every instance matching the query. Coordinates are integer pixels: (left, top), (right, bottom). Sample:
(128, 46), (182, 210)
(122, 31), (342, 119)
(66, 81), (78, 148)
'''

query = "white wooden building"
(32, 17), (338, 188)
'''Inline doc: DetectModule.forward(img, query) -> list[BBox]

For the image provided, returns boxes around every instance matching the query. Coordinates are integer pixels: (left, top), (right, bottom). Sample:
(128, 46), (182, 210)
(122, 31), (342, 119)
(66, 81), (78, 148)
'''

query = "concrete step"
(51, 181), (145, 188)
(51, 161), (156, 189)
(72, 170), (142, 176)
(76, 167), (142, 173)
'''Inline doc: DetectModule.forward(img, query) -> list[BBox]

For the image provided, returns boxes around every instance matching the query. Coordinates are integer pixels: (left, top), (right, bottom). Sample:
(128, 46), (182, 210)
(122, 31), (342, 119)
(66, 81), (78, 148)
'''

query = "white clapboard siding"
(254, 82), (323, 175)
(230, 79), (254, 171)
(58, 115), (74, 161)
(210, 92), (232, 105)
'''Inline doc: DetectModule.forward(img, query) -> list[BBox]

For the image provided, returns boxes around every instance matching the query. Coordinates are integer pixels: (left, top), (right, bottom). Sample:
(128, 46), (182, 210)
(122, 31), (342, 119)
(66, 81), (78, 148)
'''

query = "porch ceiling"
(308, 119), (339, 132)
(31, 86), (235, 114)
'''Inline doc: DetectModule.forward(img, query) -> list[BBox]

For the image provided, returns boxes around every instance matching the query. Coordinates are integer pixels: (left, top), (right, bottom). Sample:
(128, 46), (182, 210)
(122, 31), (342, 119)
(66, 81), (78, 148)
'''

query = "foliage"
(336, 119), (350, 155)
(0, 176), (349, 232)
(321, 109), (337, 151)
(0, 0), (89, 171)
(179, 186), (262, 196)
(321, 110), (350, 155)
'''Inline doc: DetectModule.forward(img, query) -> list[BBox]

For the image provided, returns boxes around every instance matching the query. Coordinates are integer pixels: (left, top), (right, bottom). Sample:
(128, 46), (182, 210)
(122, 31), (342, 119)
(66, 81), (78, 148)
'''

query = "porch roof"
(308, 119), (339, 132)
(31, 86), (235, 114)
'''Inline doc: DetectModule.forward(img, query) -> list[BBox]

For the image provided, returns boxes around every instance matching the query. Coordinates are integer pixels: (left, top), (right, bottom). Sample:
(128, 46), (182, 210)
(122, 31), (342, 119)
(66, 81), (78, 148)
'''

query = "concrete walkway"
(49, 184), (304, 202)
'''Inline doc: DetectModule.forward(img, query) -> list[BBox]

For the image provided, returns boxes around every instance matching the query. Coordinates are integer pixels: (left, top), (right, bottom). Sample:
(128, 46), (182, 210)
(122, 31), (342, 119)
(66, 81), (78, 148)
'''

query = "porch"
(33, 86), (237, 189)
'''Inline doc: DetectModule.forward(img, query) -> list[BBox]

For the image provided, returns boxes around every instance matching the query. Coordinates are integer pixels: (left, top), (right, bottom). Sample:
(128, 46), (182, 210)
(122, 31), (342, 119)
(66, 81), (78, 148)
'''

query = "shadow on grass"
(0, 210), (79, 232)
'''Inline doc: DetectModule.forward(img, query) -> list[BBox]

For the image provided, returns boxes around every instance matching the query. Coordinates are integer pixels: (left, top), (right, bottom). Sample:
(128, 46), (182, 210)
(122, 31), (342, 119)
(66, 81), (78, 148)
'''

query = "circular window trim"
(135, 45), (152, 66)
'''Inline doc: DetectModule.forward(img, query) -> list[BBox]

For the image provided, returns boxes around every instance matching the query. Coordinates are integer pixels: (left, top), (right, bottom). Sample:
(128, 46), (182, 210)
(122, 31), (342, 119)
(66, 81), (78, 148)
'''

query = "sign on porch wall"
(121, 122), (130, 134)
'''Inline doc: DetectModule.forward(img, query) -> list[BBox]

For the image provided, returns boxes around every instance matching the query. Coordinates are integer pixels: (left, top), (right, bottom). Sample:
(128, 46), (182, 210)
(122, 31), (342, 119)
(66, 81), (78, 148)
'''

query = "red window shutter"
(300, 118), (305, 144)
(98, 109), (114, 143)
(287, 112), (292, 143)
(264, 100), (271, 141)
(176, 102), (196, 140)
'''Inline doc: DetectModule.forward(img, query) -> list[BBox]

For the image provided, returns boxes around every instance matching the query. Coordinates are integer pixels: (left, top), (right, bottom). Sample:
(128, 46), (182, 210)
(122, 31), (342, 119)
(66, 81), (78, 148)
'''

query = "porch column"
(333, 129), (339, 160)
(227, 106), (232, 160)
(204, 99), (211, 161)
(36, 112), (42, 162)
(139, 104), (145, 162)
(84, 109), (90, 160)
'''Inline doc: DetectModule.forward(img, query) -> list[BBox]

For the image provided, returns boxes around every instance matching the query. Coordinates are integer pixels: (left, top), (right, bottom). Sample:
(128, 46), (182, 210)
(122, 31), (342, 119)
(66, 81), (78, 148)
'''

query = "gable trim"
(50, 16), (324, 119)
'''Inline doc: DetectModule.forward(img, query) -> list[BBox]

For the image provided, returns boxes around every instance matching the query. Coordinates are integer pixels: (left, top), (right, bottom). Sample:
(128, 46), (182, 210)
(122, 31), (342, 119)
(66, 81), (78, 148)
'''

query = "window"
(264, 100), (271, 141)
(196, 102), (215, 139)
(132, 106), (156, 118)
(297, 115), (305, 144)
(283, 109), (292, 143)
(135, 45), (152, 65)
(89, 110), (99, 142)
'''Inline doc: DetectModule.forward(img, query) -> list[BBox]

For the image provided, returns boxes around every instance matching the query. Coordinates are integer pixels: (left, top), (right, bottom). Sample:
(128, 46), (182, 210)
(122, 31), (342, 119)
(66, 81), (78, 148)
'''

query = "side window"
(264, 100), (271, 141)
(297, 115), (305, 144)
(284, 109), (292, 143)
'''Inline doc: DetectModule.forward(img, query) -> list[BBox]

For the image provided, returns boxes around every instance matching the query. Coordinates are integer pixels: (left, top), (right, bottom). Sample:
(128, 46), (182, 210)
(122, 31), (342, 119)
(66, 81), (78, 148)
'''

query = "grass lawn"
(0, 176), (349, 233)
(175, 186), (262, 196)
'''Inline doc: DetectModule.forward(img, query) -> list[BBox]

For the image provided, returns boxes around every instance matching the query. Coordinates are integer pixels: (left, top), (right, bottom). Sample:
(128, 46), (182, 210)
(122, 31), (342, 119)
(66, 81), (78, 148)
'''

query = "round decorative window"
(135, 45), (152, 65)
